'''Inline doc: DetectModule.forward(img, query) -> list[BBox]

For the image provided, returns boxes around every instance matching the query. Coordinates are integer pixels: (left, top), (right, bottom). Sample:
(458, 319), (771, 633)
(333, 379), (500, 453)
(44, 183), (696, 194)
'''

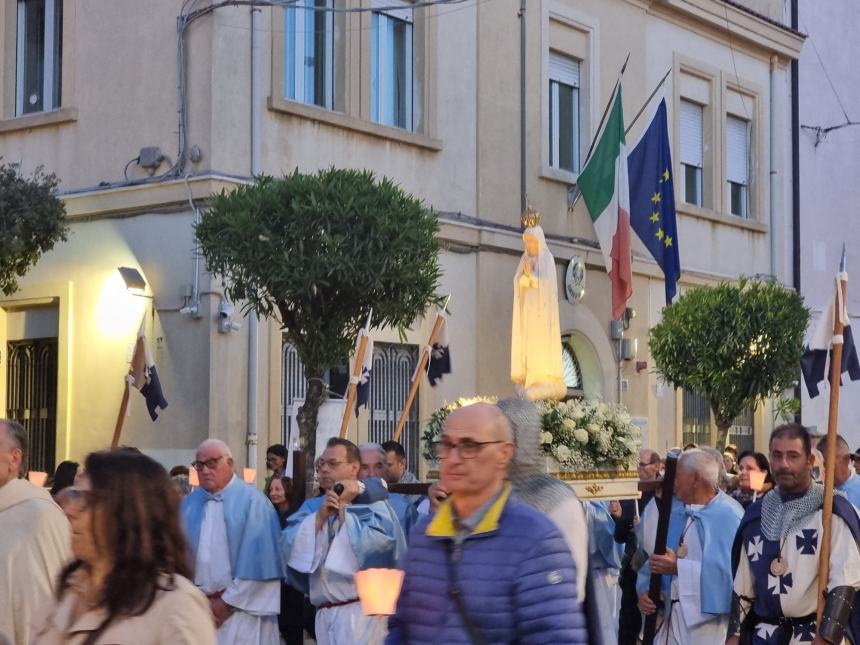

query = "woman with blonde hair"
(33, 449), (215, 644)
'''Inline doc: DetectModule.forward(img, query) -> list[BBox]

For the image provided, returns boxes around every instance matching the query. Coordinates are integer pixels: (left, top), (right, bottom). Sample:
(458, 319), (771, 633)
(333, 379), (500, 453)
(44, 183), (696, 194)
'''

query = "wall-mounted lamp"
(622, 307), (636, 330)
(620, 338), (638, 361)
(117, 267), (147, 295)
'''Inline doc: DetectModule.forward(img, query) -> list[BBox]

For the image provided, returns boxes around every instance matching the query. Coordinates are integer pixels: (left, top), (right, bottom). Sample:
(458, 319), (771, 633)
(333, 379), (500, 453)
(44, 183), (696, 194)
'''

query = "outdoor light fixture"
(117, 266), (147, 294)
(355, 568), (405, 616)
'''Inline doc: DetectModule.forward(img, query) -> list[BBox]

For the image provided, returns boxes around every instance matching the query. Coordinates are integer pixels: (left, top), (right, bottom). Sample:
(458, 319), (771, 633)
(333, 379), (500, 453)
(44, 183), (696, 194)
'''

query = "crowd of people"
(3, 407), (860, 644)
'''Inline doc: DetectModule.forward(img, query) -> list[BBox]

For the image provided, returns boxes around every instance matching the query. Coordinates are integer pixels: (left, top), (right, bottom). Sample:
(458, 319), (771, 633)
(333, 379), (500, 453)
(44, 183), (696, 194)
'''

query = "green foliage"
(772, 394), (800, 425)
(649, 278), (809, 447)
(0, 161), (68, 296)
(197, 168), (442, 376)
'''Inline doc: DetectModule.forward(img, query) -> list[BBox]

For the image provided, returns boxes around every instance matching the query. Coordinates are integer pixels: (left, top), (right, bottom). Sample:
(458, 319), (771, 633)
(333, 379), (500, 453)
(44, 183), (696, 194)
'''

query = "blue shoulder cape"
(588, 501), (623, 569)
(280, 495), (407, 594)
(181, 476), (283, 580)
(638, 492), (743, 616)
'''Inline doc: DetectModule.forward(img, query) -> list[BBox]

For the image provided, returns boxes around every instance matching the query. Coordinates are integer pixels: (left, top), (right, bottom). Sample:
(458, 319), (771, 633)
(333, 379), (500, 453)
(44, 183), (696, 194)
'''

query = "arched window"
(561, 337), (584, 399)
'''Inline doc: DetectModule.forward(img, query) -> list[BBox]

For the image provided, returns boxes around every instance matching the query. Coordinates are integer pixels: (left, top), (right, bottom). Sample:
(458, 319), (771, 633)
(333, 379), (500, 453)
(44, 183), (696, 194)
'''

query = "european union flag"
(627, 99), (681, 304)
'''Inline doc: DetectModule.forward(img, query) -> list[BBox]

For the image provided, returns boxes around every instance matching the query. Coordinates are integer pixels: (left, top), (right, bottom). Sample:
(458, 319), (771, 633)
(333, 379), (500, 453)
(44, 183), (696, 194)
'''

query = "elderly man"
(282, 438), (405, 645)
(359, 443), (418, 536)
(818, 433), (860, 508)
(637, 449), (743, 644)
(387, 402), (587, 644)
(181, 439), (283, 645)
(0, 420), (71, 645)
(381, 440), (423, 507)
(731, 424), (860, 645)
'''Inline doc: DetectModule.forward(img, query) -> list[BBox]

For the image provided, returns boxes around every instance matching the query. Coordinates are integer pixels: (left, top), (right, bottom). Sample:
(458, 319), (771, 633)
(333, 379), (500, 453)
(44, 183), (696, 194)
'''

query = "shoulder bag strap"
(445, 541), (489, 645)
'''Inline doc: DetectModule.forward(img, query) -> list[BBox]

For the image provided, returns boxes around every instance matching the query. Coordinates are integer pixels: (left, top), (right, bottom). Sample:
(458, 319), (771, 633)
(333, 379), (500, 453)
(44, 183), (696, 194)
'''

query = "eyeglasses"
(191, 456), (224, 472)
(433, 439), (505, 460)
(318, 459), (346, 469)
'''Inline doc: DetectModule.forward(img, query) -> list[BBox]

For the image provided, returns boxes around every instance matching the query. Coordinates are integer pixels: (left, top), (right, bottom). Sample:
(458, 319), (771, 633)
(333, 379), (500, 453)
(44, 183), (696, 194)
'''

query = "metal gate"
(728, 407), (755, 453)
(368, 343), (419, 469)
(682, 389), (711, 447)
(6, 338), (58, 474)
(282, 342), (309, 447)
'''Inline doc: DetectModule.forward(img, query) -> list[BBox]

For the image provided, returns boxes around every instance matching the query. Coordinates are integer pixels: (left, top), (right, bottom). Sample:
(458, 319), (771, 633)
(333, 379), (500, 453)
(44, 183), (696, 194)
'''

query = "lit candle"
(189, 469), (199, 487)
(243, 468), (256, 484)
(28, 471), (48, 488)
(354, 568), (405, 616)
(749, 471), (766, 492)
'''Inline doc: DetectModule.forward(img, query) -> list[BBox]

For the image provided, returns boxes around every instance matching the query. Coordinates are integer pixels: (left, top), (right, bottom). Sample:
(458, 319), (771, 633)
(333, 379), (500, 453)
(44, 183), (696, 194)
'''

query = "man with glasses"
(181, 439), (283, 645)
(387, 402), (587, 644)
(0, 419), (71, 645)
(282, 437), (406, 644)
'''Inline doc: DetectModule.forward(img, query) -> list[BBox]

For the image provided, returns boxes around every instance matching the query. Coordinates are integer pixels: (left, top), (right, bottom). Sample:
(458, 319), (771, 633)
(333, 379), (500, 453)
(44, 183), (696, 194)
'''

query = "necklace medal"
(676, 543), (688, 559)
(770, 557), (788, 576)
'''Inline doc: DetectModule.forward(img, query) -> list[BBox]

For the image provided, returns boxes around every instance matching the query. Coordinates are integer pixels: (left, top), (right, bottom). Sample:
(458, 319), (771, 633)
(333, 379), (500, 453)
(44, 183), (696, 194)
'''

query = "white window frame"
(548, 52), (581, 174)
(16, 0), (61, 116)
(679, 99), (704, 207)
(284, 0), (334, 110)
(726, 114), (750, 218)
(371, 0), (414, 131)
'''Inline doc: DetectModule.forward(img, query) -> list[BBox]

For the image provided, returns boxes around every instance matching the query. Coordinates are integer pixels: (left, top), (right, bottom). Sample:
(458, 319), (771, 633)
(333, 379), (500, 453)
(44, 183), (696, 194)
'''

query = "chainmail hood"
(760, 482), (845, 540)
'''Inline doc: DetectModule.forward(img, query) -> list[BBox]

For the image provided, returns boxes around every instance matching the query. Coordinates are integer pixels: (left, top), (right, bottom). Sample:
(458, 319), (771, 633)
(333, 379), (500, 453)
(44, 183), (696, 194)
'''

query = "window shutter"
(372, 0), (413, 22)
(679, 100), (703, 167)
(726, 116), (749, 185)
(549, 52), (579, 88)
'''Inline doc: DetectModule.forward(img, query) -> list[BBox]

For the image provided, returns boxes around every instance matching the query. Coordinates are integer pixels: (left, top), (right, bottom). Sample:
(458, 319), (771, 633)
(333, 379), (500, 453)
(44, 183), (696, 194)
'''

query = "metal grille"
(369, 343), (419, 469)
(6, 338), (58, 473)
(281, 341), (309, 446)
(682, 389), (711, 447)
(728, 407), (755, 453)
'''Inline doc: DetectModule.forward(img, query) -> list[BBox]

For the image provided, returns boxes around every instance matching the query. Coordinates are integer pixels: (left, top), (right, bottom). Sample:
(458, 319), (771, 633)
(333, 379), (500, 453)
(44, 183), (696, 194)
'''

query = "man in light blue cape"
(282, 437), (406, 645)
(637, 449), (743, 644)
(818, 433), (860, 509)
(586, 500), (624, 645)
(182, 439), (283, 645)
(359, 442), (418, 536)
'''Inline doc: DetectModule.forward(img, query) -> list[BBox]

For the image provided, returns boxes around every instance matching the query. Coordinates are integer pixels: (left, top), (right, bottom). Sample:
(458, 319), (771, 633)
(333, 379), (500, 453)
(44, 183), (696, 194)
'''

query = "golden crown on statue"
(521, 206), (541, 229)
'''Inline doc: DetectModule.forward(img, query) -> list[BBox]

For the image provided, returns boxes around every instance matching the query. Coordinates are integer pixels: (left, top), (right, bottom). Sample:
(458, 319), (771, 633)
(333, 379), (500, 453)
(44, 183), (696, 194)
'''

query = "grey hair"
(497, 397), (543, 477)
(358, 442), (387, 459)
(0, 419), (27, 476)
(679, 449), (720, 491)
(197, 439), (233, 459)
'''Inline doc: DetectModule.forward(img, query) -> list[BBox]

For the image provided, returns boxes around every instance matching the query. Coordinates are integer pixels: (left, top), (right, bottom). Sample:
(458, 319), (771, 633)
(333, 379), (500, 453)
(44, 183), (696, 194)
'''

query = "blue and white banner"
(427, 313), (451, 386)
(354, 329), (374, 416)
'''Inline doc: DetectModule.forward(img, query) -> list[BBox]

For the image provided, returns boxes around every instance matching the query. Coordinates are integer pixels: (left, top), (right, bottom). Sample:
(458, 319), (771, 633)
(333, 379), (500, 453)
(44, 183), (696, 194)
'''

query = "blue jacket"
(386, 484), (588, 644)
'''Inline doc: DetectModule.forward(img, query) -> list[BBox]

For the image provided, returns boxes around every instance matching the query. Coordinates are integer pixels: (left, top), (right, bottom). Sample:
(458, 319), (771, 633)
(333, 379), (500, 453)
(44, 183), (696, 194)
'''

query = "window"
(726, 115), (750, 218)
(679, 100), (703, 207)
(16, 0), (62, 116)
(284, 0), (335, 110)
(682, 389), (711, 447)
(371, 1), (413, 130)
(548, 53), (580, 174)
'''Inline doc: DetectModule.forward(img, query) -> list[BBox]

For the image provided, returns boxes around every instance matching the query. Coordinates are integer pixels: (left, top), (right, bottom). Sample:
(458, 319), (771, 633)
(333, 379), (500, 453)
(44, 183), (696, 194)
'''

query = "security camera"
(218, 301), (234, 319)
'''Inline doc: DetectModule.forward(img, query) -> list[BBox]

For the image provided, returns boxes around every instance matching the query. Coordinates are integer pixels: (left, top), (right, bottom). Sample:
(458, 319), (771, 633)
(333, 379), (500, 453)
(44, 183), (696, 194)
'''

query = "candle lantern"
(748, 470), (766, 492)
(28, 471), (48, 488)
(243, 468), (256, 484)
(354, 568), (405, 616)
(189, 469), (199, 487)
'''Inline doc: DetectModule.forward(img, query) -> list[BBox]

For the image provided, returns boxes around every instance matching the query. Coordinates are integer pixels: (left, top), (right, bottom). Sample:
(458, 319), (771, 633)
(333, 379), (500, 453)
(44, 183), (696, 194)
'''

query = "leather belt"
(318, 598), (359, 610)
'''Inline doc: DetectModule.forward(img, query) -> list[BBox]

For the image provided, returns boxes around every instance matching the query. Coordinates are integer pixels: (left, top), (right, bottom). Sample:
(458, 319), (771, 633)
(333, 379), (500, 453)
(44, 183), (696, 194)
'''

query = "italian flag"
(577, 85), (632, 320)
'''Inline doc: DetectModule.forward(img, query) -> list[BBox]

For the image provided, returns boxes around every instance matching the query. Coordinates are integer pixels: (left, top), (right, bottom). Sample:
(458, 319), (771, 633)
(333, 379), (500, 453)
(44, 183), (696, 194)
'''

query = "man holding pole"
(729, 424), (860, 644)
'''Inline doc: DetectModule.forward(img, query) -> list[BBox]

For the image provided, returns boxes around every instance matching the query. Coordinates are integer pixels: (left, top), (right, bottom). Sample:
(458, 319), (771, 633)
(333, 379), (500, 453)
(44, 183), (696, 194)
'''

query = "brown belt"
(318, 598), (359, 610)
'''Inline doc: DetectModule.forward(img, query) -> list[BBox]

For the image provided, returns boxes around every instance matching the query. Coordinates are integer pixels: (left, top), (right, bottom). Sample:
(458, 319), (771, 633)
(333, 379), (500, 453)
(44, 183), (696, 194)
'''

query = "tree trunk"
(297, 371), (325, 495)
(714, 420), (732, 452)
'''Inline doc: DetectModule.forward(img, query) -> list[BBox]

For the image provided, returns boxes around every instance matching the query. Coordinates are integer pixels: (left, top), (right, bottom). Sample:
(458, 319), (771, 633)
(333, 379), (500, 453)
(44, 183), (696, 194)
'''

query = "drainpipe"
(769, 53), (777, 279)
(247, 6), (262, 471)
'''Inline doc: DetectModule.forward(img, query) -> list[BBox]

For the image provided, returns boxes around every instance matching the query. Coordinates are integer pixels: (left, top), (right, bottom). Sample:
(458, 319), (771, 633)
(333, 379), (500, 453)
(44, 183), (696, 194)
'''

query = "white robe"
(656, 506), (729, 645)
(289, 513), (386, 645)
(586, 502), (621, 645)
(194, 499), (280, 645)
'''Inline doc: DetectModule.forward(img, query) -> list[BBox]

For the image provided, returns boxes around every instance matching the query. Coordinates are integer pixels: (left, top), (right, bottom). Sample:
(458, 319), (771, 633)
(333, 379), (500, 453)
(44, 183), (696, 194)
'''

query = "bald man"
(181, 439), (283, 645)
(818, 433), (860, 509)
(387, 403), (588, 644)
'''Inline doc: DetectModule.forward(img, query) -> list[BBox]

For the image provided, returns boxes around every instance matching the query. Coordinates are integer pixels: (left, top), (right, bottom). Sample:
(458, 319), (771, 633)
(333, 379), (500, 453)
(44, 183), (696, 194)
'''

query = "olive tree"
(0, 161), (68, 295)
(196, 168), (441, 477)
(649, 278), (809, 450)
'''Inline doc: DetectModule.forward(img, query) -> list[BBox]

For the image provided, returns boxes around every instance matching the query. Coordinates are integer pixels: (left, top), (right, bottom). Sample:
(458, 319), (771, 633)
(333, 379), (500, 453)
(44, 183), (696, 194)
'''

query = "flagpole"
(817, 250), (848, 623)
(393, 296), (450, 443)
(580, 52), (630, 169)
(339, 310), (373, 440)
(111, 380), (131, 449)
(624, 66), (672, 138)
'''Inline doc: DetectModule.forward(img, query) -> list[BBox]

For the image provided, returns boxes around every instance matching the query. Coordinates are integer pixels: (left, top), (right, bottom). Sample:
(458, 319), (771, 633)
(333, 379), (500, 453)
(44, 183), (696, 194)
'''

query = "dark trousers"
(618, 565), (642, 644)
(279, 583), (312, 645)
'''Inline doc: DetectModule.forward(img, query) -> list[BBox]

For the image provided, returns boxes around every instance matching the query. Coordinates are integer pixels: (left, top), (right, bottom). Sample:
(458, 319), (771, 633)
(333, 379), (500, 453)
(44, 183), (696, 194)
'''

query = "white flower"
(562, 418), (576, 431)
(587, 423), (600, 435)
(573, 428), (589, 444)
(598, 402), (609, 415)
(556, 445), (572, 461)
(540, 431), (553, 444)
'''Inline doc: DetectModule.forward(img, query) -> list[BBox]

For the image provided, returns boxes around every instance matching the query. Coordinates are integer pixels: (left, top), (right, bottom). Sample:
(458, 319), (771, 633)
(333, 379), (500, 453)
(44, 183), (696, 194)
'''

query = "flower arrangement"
(539, 399), (640, 471)
(421, 396), (640, 473)
(420, 396), (497, 463)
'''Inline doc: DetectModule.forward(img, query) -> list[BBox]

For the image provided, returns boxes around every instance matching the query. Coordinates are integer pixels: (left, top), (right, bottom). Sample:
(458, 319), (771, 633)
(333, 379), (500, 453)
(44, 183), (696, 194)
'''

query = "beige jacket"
(31, 570), (216, 645)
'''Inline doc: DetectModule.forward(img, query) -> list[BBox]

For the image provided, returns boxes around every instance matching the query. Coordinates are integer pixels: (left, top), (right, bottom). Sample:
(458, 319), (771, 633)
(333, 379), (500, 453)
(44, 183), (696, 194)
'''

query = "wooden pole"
(817, 273), (848, 622)
(339, 332), (370, 439)
(111, 380), (131, 449)
(393, 311), (446, 443)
